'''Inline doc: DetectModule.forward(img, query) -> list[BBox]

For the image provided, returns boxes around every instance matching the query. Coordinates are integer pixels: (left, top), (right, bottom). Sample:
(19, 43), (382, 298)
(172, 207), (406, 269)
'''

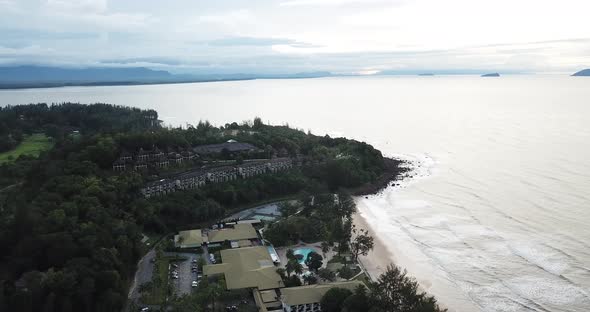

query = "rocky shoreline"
(350, 157), (410, 196)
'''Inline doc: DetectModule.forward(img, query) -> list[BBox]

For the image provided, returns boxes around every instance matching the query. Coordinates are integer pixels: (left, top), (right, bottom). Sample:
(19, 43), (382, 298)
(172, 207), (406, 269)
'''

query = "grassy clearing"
(0, 134), (53, 164)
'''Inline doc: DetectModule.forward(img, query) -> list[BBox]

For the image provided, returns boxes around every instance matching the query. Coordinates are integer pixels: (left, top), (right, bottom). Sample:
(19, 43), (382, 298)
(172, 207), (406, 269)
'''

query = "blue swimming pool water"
(293, 248), (315, 264)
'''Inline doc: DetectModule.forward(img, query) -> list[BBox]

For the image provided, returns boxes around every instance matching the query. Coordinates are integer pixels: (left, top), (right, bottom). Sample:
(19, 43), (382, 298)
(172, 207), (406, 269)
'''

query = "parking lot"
(166, 252), (205, 296)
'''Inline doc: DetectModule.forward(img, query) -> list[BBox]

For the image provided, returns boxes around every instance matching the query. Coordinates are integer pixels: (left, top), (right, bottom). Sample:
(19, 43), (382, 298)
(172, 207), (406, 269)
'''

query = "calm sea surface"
(1, 76), (590, 311)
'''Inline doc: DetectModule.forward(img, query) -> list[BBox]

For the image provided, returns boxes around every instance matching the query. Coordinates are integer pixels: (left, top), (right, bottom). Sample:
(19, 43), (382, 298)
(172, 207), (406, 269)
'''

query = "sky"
(0, 0), (589, 74)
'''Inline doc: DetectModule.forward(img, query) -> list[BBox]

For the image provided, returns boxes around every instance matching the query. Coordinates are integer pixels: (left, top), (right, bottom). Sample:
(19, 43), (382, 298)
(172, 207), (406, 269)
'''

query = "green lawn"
(0, 134), (53, 164)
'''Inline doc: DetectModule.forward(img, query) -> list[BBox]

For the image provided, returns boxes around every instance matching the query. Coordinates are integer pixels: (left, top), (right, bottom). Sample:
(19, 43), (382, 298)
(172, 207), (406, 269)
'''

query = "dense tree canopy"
(321, 287), (354, 312)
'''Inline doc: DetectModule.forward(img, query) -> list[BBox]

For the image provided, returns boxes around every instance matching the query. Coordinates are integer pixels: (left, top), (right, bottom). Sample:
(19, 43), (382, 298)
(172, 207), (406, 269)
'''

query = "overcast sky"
(0, 0), (588, 74)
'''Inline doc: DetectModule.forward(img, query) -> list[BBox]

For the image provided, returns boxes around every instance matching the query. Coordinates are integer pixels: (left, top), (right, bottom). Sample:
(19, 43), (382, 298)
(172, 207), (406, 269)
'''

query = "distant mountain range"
(0, 66), (333, 89)
(0, 66), (177, 83)
(6, 65), (582, 89)
(572, 69), (590, 76)
(378, 69), (508, 76)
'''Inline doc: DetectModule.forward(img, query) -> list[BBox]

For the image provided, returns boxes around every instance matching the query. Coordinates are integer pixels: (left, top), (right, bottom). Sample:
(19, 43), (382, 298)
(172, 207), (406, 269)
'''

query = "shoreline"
(352, 210), (398, 281)
(351, 154), (452, 312)
(350, 157), (409, 196)
(352, 203), (451, 312)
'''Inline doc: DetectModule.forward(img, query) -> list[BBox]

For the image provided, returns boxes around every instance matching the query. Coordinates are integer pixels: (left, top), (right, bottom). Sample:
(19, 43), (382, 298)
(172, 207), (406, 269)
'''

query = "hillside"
(572, 69), (590, 76)
(0, 103), (403, 312)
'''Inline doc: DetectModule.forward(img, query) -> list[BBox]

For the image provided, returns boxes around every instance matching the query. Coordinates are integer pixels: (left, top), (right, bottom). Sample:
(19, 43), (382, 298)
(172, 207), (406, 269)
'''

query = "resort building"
(140, 158), (294, 198)
(207, 223), (259, 244)
(280, 281), (364, 312)
(112, 159), (126, 171)
(253, 289), (283, 312)
(112, 146), (197, 172)
(203, 246), (284, 290)
(200, 228), (365, 312)
(193, 141), (257, 154)
(174, 229), (205, 249)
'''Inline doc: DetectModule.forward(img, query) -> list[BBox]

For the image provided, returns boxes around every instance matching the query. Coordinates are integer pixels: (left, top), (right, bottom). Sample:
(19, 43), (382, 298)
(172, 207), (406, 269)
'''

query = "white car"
(191, 281), (199, 287)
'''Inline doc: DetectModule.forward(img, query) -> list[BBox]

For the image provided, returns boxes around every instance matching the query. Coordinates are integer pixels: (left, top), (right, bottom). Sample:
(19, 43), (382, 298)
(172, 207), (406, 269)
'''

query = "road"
(128, 249), (155, 300)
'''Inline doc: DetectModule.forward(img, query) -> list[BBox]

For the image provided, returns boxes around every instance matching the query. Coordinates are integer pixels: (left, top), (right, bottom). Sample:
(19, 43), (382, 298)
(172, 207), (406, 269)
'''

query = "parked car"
(191, 281), (199, 287)
(140, 307), (149, 312)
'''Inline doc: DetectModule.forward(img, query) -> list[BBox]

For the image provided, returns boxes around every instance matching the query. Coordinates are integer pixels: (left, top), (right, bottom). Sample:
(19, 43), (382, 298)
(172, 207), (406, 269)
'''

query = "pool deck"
(275, 242), (335, 270)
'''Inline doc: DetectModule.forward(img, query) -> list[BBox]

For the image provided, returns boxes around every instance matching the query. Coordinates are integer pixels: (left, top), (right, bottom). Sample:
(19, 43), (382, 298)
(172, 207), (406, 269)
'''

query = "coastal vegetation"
(320, 265), (446, 312)
(0, 103), (405, 312)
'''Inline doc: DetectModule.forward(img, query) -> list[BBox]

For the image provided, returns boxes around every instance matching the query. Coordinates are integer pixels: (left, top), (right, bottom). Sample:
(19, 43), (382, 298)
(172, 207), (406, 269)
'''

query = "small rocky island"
(572, 69), (590, 76)
(481, 73), (500, 77)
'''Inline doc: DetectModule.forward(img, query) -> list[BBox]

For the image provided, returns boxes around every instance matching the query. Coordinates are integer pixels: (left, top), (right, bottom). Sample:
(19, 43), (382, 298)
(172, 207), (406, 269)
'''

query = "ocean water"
(1, 75), (590, 311)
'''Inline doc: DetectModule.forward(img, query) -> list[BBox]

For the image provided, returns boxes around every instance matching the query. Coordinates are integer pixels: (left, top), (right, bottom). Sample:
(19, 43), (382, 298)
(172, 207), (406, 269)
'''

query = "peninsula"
(0, 103), (446, 312)
(0, 66), (333, 89)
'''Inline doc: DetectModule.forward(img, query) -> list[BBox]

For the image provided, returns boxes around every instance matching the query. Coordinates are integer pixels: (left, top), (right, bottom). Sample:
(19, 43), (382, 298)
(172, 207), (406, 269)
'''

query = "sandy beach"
(352, 198), (450, 311)
(352, 211), (398, 282)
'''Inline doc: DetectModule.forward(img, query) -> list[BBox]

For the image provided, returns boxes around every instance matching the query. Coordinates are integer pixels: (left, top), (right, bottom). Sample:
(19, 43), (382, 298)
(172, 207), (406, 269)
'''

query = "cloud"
(280, 0), (399, 7)
(205, 36), (320, 49)
(195, 9), (254, 32)
(45, 0), (108, 14)
(0, 0), (588, 73)
(207, 36), (294, 47)
(100, 57), (184, 66)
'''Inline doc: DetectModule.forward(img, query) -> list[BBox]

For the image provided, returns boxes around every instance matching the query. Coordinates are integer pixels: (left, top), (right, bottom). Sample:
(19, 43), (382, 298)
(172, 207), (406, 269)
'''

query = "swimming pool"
(267, 245), (280, 263)
(293, 248), (315, 264)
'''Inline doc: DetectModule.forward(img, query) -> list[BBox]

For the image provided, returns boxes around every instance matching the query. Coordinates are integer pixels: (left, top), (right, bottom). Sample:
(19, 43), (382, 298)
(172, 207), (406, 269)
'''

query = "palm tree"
(293, 261), (303, 276)
(286, 259), (296, 277)
(286, 249), (295, 261)
(276, 268), (287, 280)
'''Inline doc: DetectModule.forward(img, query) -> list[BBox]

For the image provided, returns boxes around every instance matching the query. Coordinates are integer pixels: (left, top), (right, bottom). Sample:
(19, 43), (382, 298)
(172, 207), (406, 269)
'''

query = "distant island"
(0, 66), (333, 89)
(572, 69), (590, 76)
(481, 73), (500, 77)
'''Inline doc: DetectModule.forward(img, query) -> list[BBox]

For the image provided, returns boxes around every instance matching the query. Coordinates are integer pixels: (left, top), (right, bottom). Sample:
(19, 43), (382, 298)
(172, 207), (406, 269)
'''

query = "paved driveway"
(128, 249), (155, 300)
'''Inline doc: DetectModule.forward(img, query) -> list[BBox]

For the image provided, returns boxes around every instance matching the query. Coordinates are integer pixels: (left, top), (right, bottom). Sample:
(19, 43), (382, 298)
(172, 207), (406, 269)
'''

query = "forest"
(0, 103), (403, 312)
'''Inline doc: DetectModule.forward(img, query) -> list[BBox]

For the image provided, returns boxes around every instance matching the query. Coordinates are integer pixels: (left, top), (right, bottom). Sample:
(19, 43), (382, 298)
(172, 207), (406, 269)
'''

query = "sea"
(1, 75), (589, 312)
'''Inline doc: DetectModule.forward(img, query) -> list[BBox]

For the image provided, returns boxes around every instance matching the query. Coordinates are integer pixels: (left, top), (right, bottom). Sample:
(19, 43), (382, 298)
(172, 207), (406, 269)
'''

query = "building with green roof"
(207, 223), (258, 243)
(203, 246), (284, 290)
(174, 229), (204, 248)
(280, 281), (364, 312)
